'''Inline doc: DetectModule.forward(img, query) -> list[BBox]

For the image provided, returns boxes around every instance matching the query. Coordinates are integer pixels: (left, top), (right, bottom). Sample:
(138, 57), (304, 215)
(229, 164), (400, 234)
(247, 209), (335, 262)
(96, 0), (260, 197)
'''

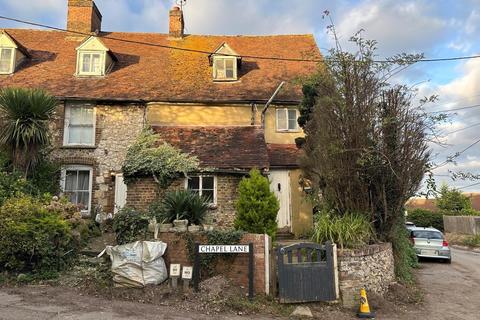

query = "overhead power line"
(458, 181), (480, 190)
(2, 15), (480, 64)
(429, 104), (480, 114)
(445, 122), (480, 135)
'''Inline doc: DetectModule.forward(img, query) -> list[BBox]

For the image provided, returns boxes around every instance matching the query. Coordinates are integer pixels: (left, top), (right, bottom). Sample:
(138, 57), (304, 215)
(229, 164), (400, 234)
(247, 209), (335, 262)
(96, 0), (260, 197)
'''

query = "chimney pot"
(169, 6), (184, 39)
(67, 0), (102, 34)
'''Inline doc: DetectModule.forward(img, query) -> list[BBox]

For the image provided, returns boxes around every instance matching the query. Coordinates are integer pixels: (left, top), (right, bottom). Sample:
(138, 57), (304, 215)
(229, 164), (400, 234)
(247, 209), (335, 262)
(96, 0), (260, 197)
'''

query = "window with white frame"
(61, 165), (93, 213)
(186, 176), (216, 204)
(213, 57), (237, 81)
(63, 103), (95, 146)
(78, 51), (104, 76)
(276, 108), (299, 132)
(0, 47), (14, 74)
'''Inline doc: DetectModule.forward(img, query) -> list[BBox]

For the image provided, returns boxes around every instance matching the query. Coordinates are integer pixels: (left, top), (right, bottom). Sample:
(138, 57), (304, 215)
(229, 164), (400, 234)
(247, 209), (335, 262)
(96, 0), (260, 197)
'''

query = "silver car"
(410, 227), (451, 263)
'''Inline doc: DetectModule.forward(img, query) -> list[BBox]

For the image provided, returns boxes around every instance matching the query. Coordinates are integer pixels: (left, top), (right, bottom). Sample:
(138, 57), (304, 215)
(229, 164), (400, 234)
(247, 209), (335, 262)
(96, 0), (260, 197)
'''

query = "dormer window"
(214, 57), (237, 80)
(79, 52), (103, 75)
(0, 48), (13, 74)
(210, 43), (241, 82)
(76, 36), (116, 77)
(0, 31), (30, 75)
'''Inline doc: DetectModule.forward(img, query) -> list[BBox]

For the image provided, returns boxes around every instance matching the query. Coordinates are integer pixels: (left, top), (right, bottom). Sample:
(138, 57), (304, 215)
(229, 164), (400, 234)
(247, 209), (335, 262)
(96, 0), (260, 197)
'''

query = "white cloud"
(333, 0), (449, 56)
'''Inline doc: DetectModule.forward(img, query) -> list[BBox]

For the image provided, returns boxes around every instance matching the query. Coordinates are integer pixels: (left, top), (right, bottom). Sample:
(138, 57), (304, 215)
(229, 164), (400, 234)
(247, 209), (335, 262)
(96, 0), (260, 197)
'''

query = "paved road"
(1, 248), (479, 319)
(385, 247), (480, 320)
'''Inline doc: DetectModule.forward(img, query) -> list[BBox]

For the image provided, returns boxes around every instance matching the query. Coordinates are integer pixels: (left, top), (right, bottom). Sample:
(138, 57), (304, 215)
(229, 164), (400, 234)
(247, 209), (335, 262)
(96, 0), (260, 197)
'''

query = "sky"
(1, 0), (480, 193)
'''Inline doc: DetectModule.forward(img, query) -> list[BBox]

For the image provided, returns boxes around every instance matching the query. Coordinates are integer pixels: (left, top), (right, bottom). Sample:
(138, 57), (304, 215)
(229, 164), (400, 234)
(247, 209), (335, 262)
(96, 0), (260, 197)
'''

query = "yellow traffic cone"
(357, 287), (375, 319)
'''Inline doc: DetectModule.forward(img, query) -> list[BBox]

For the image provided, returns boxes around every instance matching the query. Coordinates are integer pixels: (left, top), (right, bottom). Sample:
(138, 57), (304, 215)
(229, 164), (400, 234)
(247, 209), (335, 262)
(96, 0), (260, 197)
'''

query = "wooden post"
(193, 242), (200, 292)
(248, 242), (254, 300)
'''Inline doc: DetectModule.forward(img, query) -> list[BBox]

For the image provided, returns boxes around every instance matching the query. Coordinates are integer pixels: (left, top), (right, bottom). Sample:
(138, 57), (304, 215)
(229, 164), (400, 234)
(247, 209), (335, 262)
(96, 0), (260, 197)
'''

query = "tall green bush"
(234, 169), (279, 238)
(391, 224), (418, 283)
(311, 210), (375, 249)
(437, 184), (472, 212)
(0, 196), (74, 272)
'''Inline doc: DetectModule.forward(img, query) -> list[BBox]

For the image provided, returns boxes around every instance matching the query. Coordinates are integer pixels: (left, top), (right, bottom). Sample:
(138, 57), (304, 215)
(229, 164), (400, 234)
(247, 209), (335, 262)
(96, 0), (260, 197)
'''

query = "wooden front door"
(269, 170), (291, 230)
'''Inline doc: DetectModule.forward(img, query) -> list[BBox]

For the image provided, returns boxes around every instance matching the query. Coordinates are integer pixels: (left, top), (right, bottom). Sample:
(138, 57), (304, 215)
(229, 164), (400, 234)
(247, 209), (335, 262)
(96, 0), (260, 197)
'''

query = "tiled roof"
(267, 144), (302, 168)
(0, 29), (321, 103)
(152, 126), (269, 170)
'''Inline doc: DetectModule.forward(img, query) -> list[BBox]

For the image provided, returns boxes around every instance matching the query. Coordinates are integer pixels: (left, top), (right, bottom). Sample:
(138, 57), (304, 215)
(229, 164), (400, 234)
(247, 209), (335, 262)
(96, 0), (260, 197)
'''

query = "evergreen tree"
(234, 169), (279, 238)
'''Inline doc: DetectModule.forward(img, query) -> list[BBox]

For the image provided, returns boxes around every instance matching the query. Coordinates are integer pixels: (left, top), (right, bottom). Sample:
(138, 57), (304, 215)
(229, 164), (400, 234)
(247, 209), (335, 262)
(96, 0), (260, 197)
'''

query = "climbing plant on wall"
(122, 128), (200, 188)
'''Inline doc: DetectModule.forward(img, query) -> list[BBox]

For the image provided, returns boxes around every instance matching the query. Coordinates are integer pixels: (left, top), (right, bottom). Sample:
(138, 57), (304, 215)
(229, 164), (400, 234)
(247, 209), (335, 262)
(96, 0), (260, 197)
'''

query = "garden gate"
(277, 242), (337, 303)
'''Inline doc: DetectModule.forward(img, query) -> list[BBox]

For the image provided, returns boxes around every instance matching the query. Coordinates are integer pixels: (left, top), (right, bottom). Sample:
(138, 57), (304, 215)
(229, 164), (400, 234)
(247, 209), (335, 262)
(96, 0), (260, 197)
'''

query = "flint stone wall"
(337, 243), (395, 307)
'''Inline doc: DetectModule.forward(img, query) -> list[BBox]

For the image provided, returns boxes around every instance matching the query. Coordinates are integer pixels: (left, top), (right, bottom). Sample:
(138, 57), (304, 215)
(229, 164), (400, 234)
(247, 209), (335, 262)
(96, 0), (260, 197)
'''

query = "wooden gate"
(277, 242), (336, 303)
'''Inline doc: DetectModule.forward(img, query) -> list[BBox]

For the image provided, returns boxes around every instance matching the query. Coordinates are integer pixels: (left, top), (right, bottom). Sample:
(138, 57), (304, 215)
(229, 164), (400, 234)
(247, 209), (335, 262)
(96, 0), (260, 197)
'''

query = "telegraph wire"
(428, 104), (480, 114)
(445, 122), (480, 135)
(2, 15), (480, 64)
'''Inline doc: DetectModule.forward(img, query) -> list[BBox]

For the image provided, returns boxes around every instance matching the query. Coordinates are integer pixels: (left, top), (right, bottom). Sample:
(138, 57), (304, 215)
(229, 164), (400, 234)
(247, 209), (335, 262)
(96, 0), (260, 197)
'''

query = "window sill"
(61, 145), (97, 150)
(276, 130), (302, 133)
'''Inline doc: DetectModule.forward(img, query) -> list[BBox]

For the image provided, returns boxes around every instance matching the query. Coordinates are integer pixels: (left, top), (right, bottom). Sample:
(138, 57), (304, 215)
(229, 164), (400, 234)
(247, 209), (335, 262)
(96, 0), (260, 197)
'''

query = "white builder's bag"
(99, 241), (168, 288)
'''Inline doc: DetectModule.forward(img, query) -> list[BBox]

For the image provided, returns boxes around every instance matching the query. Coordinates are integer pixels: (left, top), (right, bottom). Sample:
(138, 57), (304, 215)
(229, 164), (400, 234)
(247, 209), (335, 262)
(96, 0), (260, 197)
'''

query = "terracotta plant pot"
(188, 224), (203, 233)
(173, 219), (188, 232)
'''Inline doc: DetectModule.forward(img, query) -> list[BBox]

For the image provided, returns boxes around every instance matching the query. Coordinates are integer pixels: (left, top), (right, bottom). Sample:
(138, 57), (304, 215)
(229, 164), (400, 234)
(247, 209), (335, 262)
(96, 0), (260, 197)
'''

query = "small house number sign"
(170, 264), (181, 277)
(182, 266), (193, 279)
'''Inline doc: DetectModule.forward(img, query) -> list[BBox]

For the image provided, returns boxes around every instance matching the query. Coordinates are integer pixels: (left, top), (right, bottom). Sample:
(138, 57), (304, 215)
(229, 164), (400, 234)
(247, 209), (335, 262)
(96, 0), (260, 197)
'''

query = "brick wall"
(51, 103), (145, 214)
(126, 174), (242, 228)
(337, 243), (395, 307)
(67, 0), (102, 34)
(156, 232), (271, 294)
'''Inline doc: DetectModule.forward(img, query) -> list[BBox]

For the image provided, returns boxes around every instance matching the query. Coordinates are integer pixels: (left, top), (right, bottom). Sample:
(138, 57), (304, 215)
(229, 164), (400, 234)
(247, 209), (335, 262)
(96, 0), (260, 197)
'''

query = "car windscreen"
(412, 230), (443, 239)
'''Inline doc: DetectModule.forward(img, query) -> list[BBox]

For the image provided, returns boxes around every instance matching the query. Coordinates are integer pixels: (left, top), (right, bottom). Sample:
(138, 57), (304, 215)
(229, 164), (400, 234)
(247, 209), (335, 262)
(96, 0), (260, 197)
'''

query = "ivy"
(122, 128), (199, 187)
(184, 230), (245, 277)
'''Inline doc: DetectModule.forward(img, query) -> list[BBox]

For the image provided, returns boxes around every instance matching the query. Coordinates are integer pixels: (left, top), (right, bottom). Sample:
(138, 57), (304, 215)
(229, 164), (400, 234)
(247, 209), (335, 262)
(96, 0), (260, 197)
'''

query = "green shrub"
(161, 190), (209, 225)
(0, 170), (28, 206)
(407, 208), (444, 231)
(437, 184), (472, 212)
(0, 196), (74, 273)
(462, 235), (480, 247)
(391, 224), (418, 283)
(311, 210), (374, 249)
(234, 169), (279, 238)
(442, 208), (480, 216)
(112, 207), (150, 245)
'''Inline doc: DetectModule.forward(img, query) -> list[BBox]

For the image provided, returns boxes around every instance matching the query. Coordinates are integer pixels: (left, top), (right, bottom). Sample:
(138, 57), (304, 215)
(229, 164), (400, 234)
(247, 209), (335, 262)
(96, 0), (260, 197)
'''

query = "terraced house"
(0, 0), (321, 236)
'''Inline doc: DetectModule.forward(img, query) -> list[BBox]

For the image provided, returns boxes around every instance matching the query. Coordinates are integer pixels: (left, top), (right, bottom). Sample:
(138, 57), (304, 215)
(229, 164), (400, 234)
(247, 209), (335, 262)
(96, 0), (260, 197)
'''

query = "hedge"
(407, 208), (480, 232)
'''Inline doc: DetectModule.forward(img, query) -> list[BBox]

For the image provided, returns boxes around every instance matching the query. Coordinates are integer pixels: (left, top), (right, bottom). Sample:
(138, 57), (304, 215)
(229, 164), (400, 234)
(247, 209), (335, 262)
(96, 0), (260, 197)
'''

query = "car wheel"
(445, 258), (452, 264)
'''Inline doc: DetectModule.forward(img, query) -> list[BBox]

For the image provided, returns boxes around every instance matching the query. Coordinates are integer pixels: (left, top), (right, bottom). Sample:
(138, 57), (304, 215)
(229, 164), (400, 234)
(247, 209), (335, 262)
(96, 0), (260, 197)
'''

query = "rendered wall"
(289, 169), (313, 236)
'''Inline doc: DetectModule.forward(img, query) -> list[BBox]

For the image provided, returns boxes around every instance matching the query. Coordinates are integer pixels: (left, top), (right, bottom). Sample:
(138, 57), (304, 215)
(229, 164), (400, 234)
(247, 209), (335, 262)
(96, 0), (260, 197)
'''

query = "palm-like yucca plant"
(0, 88), (57, 176)
(161, 190), (209, 225)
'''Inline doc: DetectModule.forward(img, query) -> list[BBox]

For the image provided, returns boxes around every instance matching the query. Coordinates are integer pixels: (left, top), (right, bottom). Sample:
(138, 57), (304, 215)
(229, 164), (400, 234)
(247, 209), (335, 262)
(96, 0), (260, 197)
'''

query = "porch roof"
(152, 126), (270, 170)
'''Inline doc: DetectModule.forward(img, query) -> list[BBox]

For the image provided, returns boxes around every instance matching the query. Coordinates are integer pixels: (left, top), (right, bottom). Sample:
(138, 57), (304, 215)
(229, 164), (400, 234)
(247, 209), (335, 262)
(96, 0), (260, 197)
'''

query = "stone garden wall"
(337, 243), (395, 307)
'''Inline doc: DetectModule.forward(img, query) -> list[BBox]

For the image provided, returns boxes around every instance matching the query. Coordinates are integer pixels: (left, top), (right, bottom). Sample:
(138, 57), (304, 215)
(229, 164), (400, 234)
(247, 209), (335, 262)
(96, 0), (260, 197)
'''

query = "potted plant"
(162, 190), (209, 232)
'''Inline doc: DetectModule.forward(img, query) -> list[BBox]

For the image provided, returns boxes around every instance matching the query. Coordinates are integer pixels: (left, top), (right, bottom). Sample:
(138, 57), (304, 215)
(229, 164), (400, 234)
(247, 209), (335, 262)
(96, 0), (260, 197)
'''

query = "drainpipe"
(261, 81), (285, 128)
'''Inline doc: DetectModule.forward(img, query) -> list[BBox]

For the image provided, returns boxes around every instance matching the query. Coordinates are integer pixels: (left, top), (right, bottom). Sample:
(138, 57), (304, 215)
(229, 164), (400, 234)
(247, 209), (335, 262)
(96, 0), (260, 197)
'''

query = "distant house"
(406, 193), (480, 212)
(0, 0), (321, 236)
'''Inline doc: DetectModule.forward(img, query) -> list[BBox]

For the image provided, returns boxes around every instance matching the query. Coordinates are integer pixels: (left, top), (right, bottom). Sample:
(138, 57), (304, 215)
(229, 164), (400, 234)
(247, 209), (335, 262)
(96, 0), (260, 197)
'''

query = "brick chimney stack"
(169, 6), (184, 39)
(67, 0), (102, 34)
